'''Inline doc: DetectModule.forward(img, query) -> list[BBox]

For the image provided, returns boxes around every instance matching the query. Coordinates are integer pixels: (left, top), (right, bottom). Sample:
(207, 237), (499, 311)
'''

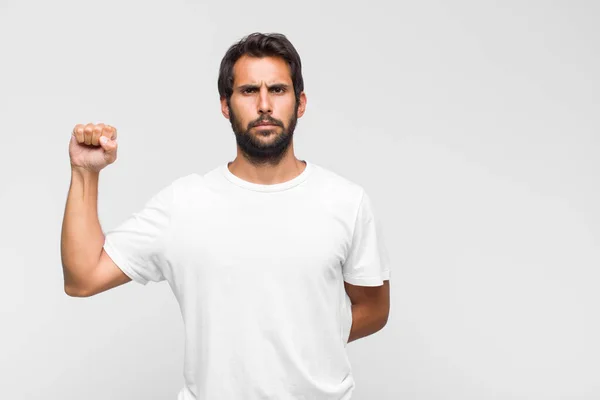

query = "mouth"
(252, 118), (281, 128)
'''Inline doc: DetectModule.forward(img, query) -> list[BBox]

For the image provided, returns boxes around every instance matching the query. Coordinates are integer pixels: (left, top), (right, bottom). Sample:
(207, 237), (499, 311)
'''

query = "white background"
(1, 1), (599, 399)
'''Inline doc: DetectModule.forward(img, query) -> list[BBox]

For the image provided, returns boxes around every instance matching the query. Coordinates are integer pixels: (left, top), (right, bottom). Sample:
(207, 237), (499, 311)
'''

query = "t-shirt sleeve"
(342, 190), (391, 286)
(102, 182), (174, 286)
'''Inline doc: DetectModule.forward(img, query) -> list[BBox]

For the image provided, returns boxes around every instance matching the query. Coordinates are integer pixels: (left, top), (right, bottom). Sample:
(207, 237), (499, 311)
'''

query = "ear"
(296, 92), (307, 118)
(220, 97), (230, 120)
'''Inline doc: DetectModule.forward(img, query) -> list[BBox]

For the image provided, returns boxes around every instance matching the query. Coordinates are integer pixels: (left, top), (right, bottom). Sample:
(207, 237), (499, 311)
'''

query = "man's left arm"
(344, 280), (390, 343)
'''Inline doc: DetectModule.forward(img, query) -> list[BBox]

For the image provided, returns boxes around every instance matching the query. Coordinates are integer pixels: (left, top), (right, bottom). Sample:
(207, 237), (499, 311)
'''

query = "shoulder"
(168, 172), (212, 198)
(169, 161), (227, 189)
(308, 163), (367, 217)
(166, 167), (226, 207)
(310, 162), (365, 199)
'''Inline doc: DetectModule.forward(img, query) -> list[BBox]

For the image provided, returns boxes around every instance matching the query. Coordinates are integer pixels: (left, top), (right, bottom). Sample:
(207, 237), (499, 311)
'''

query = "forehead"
(232, 55), (292, 86)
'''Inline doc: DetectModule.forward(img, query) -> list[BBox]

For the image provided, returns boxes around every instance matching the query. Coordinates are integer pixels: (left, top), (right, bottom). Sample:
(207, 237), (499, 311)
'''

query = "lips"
(254, 122), (278, 127)
(252, 116), (279, 125)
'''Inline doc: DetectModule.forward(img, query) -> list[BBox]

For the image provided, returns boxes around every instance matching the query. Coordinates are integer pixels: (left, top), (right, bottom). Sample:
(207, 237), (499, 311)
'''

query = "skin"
(65, 54), (390, 344)
(220, 55), (390, 341)
(220, 55), (308, 185)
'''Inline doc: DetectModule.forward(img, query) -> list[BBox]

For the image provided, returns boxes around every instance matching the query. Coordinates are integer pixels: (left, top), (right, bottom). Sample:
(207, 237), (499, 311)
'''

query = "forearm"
(61, 167), (104, 292)
(347, 303), (387, 343)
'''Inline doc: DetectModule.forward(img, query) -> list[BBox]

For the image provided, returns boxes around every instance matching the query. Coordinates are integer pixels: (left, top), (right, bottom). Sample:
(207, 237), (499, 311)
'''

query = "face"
(221, 55), (307, 165)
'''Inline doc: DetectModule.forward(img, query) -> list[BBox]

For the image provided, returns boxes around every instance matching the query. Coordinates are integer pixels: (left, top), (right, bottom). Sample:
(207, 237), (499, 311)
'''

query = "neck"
(228, 145), (306, 185)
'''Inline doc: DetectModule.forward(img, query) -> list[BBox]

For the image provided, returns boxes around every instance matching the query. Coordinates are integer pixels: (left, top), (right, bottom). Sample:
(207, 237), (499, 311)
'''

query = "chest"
(167, 195), (353, 287)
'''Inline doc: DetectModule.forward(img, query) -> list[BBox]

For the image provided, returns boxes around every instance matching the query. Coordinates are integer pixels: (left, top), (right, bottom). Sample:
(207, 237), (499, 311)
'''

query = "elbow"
(381, 314), (389, 329)
(64, 282), (91, 298)
(378, 315), (388, 330)
(64, 284), (79, 297)
(378, 310), (390, 330)
(63, 266), (91, 297)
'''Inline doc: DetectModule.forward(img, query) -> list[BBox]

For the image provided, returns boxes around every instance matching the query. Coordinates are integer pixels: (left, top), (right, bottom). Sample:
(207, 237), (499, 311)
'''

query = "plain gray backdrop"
(1, 1), (599, 399)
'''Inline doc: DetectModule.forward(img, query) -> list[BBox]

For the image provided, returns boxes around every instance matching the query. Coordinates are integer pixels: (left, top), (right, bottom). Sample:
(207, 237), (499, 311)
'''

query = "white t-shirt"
(103, 160), (391, 400)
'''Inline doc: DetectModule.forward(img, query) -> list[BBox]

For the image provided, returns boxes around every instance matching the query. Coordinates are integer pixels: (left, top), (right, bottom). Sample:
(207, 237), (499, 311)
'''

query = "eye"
(242, 88), (257, 94)
(271, 87), (285, 94)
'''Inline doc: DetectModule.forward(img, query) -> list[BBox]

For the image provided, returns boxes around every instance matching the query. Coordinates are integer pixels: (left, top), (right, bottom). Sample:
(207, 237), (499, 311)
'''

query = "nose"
(258, 86), (272, 115)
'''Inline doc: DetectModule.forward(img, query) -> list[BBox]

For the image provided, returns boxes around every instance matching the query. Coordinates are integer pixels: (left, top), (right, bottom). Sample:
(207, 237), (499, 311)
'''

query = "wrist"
(71, 165), (100, 180)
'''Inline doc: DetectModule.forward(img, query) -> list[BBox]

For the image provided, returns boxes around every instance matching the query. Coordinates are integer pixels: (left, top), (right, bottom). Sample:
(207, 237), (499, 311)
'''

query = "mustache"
(249, 116), (284, 128)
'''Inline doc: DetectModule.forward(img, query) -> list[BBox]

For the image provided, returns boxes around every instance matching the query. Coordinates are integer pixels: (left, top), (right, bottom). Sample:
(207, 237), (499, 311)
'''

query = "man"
(61, 32), (391, 400)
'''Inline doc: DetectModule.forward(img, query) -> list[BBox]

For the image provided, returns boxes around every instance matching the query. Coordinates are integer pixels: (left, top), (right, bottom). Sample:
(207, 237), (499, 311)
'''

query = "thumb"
(99, 136), (117, 152)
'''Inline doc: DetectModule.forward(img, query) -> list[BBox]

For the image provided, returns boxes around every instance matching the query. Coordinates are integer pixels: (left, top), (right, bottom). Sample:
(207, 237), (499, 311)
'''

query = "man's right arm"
(61, 167), (131, 297)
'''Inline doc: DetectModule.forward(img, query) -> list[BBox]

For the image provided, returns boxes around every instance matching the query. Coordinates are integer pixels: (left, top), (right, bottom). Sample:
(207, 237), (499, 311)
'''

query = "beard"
(228, 101), (299, 166)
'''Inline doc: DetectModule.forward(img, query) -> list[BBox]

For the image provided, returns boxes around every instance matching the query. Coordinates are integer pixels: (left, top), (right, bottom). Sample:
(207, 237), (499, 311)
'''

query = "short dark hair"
(217, 32), (304, 103)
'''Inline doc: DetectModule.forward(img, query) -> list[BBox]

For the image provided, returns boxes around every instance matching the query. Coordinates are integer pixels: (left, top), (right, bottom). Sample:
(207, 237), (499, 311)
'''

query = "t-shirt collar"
(221, 160), (314, 192)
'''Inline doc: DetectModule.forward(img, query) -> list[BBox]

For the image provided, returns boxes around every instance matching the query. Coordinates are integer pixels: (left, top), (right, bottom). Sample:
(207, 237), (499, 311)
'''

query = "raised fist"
(69, 123), (118, 172)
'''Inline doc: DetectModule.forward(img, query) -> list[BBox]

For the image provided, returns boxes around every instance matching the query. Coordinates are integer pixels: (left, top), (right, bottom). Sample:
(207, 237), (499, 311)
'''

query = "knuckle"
(107, 125), (117, 138)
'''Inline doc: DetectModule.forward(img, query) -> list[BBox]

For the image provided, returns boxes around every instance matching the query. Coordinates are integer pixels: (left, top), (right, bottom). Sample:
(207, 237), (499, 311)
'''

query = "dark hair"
(217, 32), (304, 103)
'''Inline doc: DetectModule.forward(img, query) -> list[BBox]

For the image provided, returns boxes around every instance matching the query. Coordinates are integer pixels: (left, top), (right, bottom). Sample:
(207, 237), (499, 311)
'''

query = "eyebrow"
(236, 83), (291, 91)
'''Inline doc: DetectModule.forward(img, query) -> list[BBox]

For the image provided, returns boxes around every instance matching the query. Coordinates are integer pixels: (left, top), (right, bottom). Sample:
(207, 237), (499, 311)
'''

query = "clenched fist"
(69, 123), (118, 173)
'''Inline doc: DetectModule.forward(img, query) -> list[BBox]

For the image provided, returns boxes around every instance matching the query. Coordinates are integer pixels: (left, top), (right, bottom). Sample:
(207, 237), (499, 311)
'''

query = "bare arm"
(345, 280), (390, 343)
(61, 166), (131, 297)
(60, 166), (128, 296)
(62, 122), (130, 297)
